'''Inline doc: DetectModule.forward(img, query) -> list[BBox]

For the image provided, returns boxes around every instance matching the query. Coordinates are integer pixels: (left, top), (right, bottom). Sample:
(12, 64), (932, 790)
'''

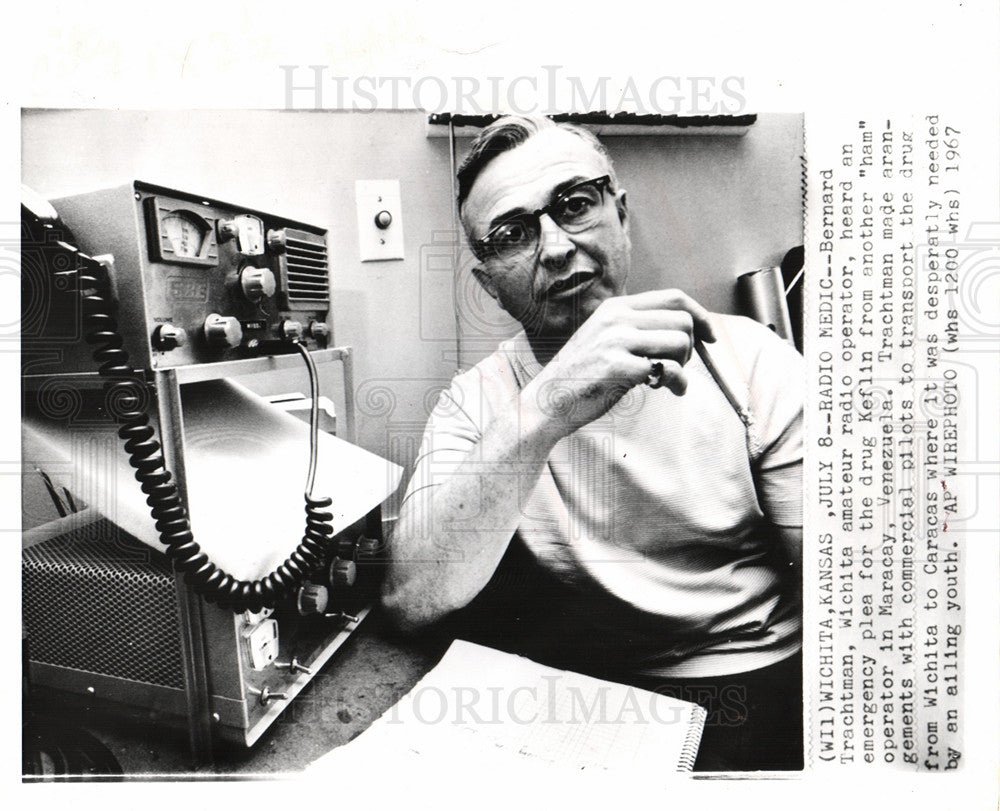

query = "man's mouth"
(547, 271), (597, 299)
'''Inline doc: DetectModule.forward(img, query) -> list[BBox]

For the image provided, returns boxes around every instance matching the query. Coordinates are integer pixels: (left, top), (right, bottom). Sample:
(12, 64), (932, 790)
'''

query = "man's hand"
(523, 289), (716, 442)
(383, 289), (715, 632)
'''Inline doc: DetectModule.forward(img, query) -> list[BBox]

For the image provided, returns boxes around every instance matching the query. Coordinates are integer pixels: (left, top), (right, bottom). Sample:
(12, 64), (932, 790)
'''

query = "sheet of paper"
(309, 640), (706, 775)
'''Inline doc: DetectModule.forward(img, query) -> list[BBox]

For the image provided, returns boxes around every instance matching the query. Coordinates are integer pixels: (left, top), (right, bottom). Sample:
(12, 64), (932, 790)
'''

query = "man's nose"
(536, 213), (576, 269)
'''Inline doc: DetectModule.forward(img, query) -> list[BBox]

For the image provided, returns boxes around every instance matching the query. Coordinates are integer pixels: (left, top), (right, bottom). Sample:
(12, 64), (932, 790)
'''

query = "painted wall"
(22, 110), (801, 517)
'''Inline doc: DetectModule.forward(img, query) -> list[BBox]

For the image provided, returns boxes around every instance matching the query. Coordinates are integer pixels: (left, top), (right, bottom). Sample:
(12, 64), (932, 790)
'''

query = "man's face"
(462, 128), (631, 342)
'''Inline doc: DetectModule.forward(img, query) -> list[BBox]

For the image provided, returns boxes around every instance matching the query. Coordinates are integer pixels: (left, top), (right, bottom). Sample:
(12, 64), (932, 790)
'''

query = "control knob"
(217, 219), (239, 242)
(280, 320), (303, 341)
(152, 323), (188, 351)
(296, 583), (330, 616)
(356, 535), (383, 561)
(203, 314), (243, 349)
(308, 321), (331, 343)
(239, 266), (276, 302)
(329, 558), (357, 589)
(266, 228), (287, 253)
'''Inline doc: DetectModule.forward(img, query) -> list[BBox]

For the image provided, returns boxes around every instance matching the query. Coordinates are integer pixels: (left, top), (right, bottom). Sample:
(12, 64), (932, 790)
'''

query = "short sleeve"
(710, 316), (803, 530)
(746, 325), (804, 529)
(397, 374), (486, 511)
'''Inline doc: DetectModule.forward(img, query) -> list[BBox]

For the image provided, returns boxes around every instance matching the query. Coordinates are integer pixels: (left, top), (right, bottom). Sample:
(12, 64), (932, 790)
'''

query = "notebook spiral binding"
(677, 705), (708, 771)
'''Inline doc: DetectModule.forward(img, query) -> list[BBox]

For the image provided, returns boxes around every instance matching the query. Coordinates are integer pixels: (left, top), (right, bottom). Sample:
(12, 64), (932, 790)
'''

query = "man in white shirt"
(382, 115), (803, 770)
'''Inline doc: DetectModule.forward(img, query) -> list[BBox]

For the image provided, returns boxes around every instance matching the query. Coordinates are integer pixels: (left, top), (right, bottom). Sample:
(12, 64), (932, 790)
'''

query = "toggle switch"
(248, 685), (288, 706)
(325, 611), (360, 624)
(275, 657), (313, 676)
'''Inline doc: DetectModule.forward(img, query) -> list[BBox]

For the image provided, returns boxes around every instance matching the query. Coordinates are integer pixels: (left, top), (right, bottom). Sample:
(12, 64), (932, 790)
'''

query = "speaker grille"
(23, 520), (184, 689)
(278, 228), (330, 310)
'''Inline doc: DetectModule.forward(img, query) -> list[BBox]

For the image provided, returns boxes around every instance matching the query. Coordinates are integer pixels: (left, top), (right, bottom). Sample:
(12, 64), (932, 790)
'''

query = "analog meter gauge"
(163, 212), (208, 258)
(145, 198), (218, 266)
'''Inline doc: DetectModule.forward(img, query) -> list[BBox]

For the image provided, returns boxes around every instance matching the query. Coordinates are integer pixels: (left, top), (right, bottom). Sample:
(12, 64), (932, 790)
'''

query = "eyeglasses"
(472, 175), (613, 262)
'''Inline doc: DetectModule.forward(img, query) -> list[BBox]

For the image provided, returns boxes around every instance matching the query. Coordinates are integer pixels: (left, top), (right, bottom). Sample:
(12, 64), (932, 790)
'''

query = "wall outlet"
(356, 179), (404, 262)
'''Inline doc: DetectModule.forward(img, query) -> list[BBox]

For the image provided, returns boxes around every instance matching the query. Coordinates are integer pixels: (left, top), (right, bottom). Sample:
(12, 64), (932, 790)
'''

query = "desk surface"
(23, 615), (449, 778)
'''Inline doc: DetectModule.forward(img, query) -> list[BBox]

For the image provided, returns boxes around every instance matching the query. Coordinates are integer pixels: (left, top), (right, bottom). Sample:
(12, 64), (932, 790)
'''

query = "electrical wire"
(294, 341), (337, 579)
(294, 341), (321, 496)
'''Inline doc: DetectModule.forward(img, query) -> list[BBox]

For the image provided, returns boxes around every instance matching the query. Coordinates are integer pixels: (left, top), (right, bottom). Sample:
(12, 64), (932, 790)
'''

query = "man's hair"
(456, 115), (617, 216)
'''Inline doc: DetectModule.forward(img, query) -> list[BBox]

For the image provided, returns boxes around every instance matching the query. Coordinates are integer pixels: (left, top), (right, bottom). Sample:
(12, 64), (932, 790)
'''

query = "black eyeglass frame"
(471, 175), (614, 262)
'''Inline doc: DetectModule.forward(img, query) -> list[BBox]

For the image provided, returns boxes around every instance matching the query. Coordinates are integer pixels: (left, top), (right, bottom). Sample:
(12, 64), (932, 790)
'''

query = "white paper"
(309, 640), (706, 774)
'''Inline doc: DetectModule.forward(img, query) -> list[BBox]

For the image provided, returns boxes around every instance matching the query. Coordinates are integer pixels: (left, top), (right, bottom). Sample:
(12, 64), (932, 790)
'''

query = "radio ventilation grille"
(279, 228), (330, 311)
(23, 519), (184, 689)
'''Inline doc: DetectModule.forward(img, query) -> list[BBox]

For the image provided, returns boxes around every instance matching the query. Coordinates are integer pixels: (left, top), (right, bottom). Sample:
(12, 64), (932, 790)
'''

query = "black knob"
(329, 558), (357, 589)
(296, 583), (330, 615)
(356, 535), (383, 560)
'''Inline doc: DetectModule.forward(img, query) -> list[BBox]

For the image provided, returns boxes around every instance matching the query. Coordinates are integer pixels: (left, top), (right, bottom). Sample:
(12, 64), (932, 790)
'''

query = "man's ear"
(471, 266), (504, 310)
(615, 189), (629, 230)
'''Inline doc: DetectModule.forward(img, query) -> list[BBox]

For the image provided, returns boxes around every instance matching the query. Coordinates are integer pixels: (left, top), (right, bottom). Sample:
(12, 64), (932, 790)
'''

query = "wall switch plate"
(356, 180), (404, 262)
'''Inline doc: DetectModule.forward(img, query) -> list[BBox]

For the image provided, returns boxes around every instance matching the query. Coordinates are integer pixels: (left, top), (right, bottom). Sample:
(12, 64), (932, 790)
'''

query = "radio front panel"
(46, 181), (332, 373)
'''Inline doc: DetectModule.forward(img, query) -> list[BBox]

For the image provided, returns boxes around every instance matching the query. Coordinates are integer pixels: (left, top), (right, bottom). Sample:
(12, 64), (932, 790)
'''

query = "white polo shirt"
(401, 313), (803, 678)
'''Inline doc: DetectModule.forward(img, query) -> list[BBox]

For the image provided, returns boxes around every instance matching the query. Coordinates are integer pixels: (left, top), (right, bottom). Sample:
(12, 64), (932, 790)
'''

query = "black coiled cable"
(60, 241), (334, 613)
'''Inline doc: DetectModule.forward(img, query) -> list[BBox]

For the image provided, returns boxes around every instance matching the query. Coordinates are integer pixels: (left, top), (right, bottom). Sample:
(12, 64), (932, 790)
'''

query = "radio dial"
(203, 314), (243, 349)
(280, 320), (304, 341)
(152, 323), (188, 351)
(330, 558), (357, 589)
(297, 583), (330, 616)
(240, 266), (276, 302)
(308, 321), (330, 343)
(217, 219), (239, 242)
(266, 228), (287, 253)
(356, 535), (382, 560)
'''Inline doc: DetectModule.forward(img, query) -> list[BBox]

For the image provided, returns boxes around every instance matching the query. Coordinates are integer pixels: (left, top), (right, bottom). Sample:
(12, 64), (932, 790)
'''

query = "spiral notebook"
(310, 640), (706, 774)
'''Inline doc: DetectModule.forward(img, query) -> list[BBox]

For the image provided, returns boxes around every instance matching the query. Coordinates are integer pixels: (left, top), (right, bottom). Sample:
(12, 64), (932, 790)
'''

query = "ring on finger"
(646, 359), (665, 388)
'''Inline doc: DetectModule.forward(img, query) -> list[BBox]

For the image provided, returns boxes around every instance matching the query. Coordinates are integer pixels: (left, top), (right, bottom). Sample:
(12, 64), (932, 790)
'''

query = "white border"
(7, 1), (998, 808)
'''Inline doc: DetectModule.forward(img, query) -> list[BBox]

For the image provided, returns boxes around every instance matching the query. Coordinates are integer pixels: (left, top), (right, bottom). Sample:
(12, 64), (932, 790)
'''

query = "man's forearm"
(381, 387), (563, 632)
(382, 292), (713, 631)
